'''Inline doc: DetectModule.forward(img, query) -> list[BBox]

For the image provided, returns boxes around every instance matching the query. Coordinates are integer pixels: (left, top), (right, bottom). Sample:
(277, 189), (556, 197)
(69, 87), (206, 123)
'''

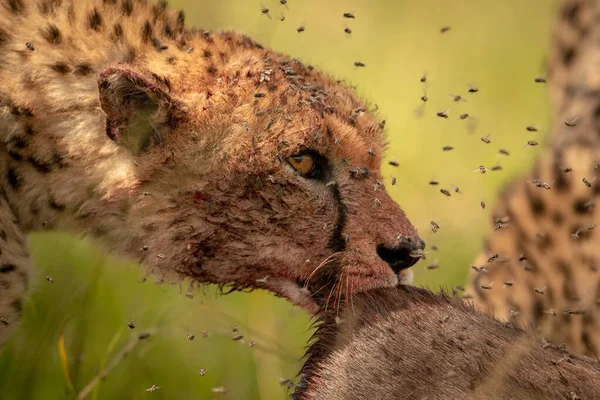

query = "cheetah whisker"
(304, 251), (343, 289)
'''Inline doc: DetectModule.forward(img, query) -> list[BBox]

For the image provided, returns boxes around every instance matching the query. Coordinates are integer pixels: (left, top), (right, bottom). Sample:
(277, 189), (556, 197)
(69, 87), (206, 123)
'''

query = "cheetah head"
(92, 32), (423, 313)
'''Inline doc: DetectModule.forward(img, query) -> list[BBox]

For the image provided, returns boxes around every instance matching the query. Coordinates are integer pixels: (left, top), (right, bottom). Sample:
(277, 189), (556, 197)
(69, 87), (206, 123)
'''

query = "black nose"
(377, 237), (425, 274)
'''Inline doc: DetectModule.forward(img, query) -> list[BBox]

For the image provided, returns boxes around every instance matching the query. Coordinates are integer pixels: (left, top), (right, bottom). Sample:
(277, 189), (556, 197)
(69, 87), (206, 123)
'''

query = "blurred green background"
(0, 0), (558, 398)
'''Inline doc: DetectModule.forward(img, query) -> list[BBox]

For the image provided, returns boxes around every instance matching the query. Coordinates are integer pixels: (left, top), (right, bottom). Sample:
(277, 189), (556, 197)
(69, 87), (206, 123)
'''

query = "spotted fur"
(0, 0), (422, 345)
(467, 0), (600, 357)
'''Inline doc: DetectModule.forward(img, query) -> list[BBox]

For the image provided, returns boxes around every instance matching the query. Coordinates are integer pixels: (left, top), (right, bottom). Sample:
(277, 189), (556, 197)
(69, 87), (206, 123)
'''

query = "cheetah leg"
(0, 192), (30, 347)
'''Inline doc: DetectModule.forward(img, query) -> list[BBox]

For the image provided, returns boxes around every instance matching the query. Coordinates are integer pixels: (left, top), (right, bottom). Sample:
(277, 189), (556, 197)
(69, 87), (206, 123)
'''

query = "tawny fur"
(296, 285), (600, 400)
(0, 0), (421, 344)
(467, 0), (600, 357)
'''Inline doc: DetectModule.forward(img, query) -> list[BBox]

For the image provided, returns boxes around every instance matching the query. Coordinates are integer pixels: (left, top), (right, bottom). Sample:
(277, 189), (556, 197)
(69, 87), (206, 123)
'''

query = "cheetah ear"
(98, 65), (183, 154)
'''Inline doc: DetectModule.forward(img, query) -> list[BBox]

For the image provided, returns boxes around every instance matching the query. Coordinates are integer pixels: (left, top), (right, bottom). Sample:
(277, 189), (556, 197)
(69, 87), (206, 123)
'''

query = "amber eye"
(288, 153), (316, 176)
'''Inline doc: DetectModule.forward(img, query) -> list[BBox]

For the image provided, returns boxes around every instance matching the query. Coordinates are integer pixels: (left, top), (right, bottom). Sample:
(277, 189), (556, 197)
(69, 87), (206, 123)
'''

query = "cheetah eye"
(288, 153), (315, 176)
(288, 152), (326, 179)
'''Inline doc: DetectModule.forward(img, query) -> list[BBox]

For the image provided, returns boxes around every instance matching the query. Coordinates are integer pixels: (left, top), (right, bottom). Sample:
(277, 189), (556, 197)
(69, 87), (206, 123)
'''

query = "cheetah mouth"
(297, 258), (422, 306)
(386, 254), (421, 273)
(298, 271), (400, 308)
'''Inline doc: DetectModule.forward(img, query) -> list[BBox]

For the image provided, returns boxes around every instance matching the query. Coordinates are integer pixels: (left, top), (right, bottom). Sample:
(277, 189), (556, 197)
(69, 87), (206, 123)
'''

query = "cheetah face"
(96, 33), (423, 313)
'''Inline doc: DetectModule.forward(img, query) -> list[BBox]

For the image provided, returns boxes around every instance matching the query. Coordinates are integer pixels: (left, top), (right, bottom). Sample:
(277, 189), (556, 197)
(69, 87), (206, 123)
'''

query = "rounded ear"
(98, 65), (182, 154)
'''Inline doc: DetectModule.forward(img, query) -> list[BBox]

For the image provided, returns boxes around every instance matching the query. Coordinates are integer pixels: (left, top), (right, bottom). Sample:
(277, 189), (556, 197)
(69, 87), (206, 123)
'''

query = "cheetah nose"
(377, 237), (426, 274)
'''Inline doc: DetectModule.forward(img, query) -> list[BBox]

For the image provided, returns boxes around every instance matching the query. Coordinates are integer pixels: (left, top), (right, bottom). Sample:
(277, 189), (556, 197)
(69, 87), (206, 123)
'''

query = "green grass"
(0, 0), (557, 398)
(1, 233), (307, 399)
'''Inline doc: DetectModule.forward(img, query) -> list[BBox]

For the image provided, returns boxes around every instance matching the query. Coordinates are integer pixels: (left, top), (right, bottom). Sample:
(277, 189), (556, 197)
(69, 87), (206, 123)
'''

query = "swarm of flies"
(254, 4), (579, 376)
